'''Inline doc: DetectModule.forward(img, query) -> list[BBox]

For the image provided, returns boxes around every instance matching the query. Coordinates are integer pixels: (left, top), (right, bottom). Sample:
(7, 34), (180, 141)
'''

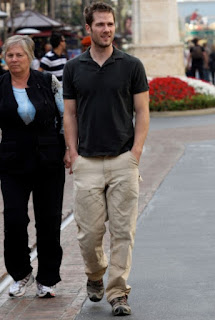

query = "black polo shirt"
(63, 47), (148, 157)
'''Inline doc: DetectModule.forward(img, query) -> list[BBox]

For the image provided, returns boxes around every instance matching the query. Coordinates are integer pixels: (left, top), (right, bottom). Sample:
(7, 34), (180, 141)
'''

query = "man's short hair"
(192, 37), (199, 46)
(84, 2), (115, 26)
(50, 32), (63, 49)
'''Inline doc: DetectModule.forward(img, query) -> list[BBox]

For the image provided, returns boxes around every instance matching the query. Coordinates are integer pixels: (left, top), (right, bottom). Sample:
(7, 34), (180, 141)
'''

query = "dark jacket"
(209, 52), (215, 71)
(0, 59), (7, 76)
(0, 70), (64, 174)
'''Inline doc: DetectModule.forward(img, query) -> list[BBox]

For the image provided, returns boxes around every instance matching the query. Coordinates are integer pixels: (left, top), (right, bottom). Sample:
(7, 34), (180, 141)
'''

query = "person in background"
(202, 42), (210, 82)
(209, 44), (215, 85)
(39, 32), (67, 84)
(184, 43), (192, 77)
(63, 2), (149, 316)
(44, 43), (52, 53)
(187, 37), (206, 80)
(81, 35), (91, 52)
(31, 50), (40, 70)
(0, 35), (65, 298)
(0, 47), (4, 75)
(0, 47), (8, 75)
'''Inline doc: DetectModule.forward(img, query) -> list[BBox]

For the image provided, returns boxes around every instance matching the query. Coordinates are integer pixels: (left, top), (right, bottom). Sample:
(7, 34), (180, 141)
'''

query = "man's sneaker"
(110, 296), (131, 316)
(36, 281), (56, 298)
(9, 273), (34, 297)
(87, 278), (104, 302)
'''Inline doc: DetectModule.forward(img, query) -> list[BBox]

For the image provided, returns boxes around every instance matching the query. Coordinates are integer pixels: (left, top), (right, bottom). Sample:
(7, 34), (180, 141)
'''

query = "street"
(0, 112), (215, 319)
(76, 113), (215, 320)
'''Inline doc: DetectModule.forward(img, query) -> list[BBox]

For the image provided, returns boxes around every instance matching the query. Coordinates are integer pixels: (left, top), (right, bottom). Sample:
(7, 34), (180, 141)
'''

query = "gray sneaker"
(110, 296), (131, 316)
(36, 281), (56, 298)
(9, 273), (34, 297)
(87, 278), (104, 302)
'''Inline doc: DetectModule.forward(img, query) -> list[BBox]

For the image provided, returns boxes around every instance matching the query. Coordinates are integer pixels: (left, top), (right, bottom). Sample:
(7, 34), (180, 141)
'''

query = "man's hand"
(64, 150), (79, 174)
(131, 147), (142, 163)
(64, 149), (71, 169)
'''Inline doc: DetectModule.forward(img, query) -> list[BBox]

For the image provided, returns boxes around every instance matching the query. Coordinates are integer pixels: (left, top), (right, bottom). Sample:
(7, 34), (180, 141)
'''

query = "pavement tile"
(0, 120), (215, 319)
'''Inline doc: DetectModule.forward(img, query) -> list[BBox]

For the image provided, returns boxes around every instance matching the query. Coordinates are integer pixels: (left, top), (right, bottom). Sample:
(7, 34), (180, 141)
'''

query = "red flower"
(149, 77), (196, 107)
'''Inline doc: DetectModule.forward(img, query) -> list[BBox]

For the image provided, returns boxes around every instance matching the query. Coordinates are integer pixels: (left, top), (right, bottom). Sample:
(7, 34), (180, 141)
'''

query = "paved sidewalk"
(0, 114), (215, 319)
(76, 139), (215, 320)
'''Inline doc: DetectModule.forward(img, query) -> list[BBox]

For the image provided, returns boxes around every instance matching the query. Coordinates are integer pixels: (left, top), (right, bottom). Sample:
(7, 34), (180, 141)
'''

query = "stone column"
(129, 0), (185, 77)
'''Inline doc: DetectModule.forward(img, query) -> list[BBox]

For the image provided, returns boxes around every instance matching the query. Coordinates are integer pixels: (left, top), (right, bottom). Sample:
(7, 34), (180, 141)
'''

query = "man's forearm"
(132, 110), (150, 158)
(64, 114), (78, 156)
(63, 107), (78, 174)
(131, 91), (150, 161)
(63, 99), (79, 157)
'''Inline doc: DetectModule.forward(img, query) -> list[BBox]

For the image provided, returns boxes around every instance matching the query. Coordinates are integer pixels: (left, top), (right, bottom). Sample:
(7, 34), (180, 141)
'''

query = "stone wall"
(129, 43), (185, 77)
(130, 0), (185, 77)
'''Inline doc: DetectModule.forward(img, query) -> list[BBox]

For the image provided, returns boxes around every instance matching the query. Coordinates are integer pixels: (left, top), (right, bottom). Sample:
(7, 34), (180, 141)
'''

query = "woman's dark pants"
(1, 165), (65, 286)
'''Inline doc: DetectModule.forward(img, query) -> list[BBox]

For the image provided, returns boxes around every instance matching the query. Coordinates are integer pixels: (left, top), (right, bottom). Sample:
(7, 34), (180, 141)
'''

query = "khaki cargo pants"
(73, 151), (139, 302)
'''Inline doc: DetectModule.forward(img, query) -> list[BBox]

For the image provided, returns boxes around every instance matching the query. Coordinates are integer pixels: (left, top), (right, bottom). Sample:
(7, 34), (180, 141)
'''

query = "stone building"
(129, 0), (185, 77)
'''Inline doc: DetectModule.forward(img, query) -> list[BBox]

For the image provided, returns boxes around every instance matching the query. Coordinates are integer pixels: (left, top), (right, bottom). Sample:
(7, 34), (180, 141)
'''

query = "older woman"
(0, 35), (66, 298)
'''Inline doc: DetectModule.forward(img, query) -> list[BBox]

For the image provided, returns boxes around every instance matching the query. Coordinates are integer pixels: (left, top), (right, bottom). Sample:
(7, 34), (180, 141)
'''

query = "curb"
(150, 107), (215, 117)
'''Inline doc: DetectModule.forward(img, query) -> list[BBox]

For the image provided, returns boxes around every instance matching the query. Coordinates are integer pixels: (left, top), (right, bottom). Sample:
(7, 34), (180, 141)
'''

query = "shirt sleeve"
(51, 75), (64, 134)
(63, 61), (77, 99)
(40, 56), (50, 71)
(131, 58), (149, 94)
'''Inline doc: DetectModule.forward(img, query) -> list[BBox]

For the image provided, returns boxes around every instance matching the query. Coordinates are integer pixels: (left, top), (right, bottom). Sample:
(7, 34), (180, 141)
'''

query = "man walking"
(63, 2), (149, 316)
(39, 32), (67, 84)
(187, 37), (206, 80)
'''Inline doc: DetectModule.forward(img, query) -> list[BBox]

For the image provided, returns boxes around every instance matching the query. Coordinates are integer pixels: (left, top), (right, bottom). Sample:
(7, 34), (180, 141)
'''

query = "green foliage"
(150, 94), (215, 112)
(35, 0), (48, 14)
(71, 3), (83, 26)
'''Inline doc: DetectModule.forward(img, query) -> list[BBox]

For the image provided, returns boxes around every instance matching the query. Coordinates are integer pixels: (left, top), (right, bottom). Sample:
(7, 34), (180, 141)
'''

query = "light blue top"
(13, 87), (36, 125)
(13, 75), (64, 133)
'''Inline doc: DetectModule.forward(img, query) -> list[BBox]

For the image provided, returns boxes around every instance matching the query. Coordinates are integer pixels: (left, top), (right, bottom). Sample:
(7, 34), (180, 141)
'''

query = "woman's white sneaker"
(36, 281), (56, 298)
(9, 273), (34, 297)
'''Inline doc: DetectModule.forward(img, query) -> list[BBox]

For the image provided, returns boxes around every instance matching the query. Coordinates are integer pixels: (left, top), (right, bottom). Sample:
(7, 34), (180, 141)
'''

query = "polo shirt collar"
(79, 46), (124, 63)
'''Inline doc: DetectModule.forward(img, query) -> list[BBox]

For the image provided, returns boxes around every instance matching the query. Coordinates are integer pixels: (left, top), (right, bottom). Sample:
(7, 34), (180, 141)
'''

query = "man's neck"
(54, 47), (63, 56)
(90, 45), (113, 67)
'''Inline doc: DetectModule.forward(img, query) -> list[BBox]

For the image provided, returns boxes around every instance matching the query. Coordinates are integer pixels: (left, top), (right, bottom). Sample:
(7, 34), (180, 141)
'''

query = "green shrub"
(149, 76), (215, 112)
(150, 94), (215, 111)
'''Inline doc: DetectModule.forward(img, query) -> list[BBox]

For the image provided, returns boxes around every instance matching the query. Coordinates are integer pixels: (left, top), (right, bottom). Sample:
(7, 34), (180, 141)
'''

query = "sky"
(177, 1), (215, 24)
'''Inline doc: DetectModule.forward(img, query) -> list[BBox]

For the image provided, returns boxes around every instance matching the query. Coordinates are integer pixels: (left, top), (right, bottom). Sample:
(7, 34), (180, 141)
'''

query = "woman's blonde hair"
(2, 35), (35, 63)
